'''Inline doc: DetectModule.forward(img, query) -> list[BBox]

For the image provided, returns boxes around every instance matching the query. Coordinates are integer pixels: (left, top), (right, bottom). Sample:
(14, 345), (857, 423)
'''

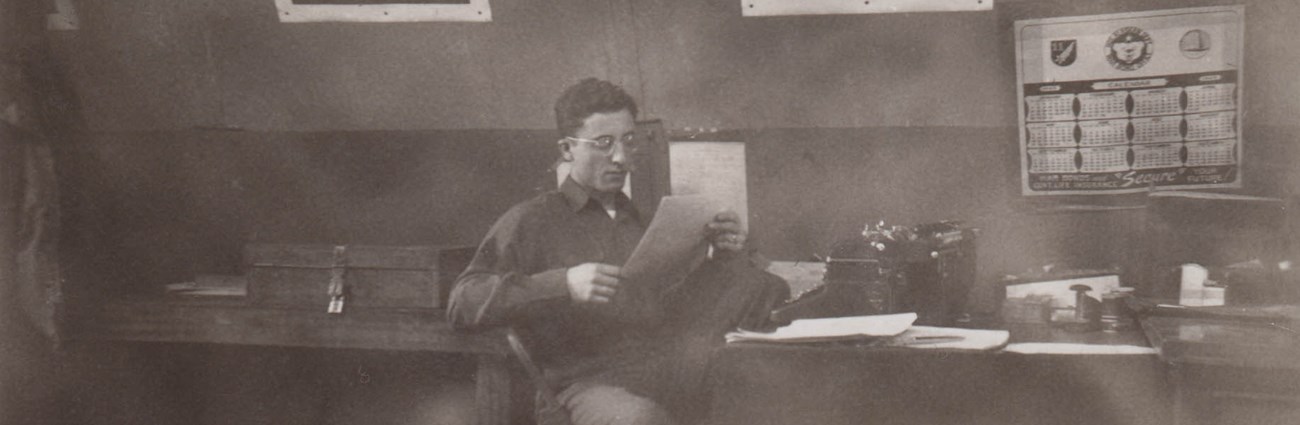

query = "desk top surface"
(708, 323), (1168, 425)
(69, 297), (507, 354)
(1141, 314), (1300, 370)
(722, 321), (1151, 357)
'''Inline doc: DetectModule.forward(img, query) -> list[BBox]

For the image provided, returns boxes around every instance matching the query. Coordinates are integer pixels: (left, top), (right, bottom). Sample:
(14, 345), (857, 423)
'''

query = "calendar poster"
(1015, 6), (1244, 195)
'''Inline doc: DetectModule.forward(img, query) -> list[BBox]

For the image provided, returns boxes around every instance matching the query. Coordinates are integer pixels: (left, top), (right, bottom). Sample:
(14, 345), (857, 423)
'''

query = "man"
(448, 78), (788, 425)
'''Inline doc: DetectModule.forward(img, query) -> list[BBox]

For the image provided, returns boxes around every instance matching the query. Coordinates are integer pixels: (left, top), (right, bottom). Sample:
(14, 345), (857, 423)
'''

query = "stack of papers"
(725, 313), (916, 343)
(725, 313), (1012, 351)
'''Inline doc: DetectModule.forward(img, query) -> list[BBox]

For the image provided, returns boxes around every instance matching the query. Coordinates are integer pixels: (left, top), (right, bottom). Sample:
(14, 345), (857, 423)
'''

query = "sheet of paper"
(621, 195), (720, 284)
(1004, 343), (1157, 355)
(885, 326), (1010, 351)
(669, 141), (748, 231)
(724, 313), (916, 343)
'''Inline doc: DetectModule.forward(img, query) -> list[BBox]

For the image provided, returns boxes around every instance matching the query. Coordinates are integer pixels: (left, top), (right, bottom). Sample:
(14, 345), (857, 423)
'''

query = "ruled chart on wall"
(1014, 6), (1244, 195)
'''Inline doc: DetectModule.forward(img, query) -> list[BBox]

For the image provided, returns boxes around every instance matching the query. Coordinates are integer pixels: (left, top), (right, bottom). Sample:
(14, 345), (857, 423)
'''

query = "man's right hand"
(565, 263), (622, 303)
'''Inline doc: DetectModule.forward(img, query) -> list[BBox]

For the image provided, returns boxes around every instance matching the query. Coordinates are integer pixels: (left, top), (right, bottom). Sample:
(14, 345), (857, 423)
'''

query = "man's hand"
(707, 210), (747, 253)
(565, 263), (622, 303)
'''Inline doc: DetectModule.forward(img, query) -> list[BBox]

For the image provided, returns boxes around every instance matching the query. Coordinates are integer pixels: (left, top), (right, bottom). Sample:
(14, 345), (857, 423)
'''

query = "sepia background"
(3, 0), (1298, 423)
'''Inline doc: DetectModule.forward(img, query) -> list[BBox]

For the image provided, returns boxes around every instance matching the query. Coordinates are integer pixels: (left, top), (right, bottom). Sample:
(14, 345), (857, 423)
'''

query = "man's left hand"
(706, 211), (746, 253)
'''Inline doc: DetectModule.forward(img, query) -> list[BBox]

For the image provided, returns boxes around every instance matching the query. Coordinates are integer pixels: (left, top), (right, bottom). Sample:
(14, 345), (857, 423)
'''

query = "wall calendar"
(1014, 6), (1244, 195)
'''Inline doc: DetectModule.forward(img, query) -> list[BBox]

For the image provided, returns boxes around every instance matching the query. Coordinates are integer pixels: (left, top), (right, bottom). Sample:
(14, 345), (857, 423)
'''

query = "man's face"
(565, 109), (635, 193)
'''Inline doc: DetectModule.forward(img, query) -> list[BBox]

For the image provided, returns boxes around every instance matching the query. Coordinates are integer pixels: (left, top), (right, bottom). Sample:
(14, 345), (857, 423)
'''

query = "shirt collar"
(559, 176), (638, 219)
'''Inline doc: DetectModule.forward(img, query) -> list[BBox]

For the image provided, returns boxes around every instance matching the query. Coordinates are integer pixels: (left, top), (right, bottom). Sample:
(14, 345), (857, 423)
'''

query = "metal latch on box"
(327, 245), (348, 314)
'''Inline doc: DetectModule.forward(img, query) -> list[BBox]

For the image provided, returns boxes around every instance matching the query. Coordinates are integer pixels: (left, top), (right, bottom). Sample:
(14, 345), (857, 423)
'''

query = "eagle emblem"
(1105, 27), (1154, 71)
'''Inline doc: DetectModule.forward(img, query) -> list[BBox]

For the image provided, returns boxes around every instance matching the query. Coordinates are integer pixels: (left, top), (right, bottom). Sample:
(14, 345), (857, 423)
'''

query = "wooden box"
(245, 244), (476, 311)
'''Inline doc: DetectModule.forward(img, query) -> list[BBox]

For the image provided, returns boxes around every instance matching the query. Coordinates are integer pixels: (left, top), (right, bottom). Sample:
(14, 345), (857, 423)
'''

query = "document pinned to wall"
(669, 141), (748, 231)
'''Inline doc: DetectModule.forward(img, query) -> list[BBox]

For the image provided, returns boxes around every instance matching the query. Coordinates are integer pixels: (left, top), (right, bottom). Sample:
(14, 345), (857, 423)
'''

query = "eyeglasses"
(563, 134), (641, 154)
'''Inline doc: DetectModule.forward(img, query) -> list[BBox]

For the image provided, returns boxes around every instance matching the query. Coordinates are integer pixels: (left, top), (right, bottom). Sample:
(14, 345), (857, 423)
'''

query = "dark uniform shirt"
(448, 177), (669, 388)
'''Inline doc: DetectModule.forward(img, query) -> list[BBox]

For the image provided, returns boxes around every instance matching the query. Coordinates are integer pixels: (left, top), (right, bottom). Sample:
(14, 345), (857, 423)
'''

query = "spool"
(1100, 287), (1136, 332)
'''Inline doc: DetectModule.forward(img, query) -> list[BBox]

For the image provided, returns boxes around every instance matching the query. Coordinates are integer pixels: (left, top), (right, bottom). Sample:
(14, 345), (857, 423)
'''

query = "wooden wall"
(47, 0), (1300, 307)
(49, 0), (1300, 130)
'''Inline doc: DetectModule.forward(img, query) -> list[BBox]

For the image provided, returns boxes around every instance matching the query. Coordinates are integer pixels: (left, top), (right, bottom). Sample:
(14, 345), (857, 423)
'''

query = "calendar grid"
(1077, 92), (1129, 120)
(1132, 143), (1184, 169)
(1131, 116), (1183, 144)
(1026, 122), (1078, 148)
(1185, 111), (1236, 141)
(1020, 73), (1240, 193)
(1078, 119), (1129, 147)
(1185, 139), (1236, 166)
(1184, 84), (1236, 114)
(1025, 94), (1078, 123)
(1028, 148), (1079, 174)
(1079, 146), (1130, 173)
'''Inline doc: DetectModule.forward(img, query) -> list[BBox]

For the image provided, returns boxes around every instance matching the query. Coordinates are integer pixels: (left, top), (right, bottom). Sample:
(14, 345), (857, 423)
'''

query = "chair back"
(506, 328), (572, 425)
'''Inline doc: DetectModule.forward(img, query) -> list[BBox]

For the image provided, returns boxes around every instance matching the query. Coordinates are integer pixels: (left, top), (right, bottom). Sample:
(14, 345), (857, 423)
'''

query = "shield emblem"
(1051, 40), (1077, 66)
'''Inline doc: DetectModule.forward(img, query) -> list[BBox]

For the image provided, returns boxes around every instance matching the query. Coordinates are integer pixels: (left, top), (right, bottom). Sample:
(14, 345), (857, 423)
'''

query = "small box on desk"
(245, 244), (476, 311)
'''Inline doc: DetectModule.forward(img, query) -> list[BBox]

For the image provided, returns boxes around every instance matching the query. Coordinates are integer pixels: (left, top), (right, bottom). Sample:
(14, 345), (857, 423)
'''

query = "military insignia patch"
(1050, 40), (1077, 66)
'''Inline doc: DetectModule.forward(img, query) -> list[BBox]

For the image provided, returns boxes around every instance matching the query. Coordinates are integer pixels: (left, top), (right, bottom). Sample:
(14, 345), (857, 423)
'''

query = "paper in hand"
(622, 195), (721, 285)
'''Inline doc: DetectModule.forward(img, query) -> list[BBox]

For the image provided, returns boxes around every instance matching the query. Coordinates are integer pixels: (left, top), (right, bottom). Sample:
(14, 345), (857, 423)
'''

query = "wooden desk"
(706, 324), (1169, 425)
(1142, 314), (1300, 425)
(68, 298), (512, 425)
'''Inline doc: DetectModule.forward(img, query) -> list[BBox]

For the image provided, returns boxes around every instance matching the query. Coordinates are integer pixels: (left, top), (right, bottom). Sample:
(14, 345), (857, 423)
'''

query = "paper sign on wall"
(669, 141), (748, 231)
(274, 0), (491, 23)
(742, 0), (991, 17)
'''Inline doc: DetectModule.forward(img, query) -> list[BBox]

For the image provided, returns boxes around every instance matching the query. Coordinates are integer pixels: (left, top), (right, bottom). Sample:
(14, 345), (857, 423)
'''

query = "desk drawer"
(246, 244), (474, 311)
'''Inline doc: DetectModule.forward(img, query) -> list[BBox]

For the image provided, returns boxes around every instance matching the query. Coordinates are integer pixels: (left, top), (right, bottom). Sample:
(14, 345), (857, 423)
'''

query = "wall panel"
(46, 0), (1300, 131)
(57, 125), (1298, 309)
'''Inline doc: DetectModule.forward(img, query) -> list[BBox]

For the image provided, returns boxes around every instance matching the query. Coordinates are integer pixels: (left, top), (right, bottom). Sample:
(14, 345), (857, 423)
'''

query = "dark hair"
(554, 78), (638, 138)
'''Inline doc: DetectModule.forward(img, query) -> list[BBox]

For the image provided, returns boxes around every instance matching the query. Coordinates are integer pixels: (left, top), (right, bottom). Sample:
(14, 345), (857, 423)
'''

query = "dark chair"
(505, 328), (572, 425)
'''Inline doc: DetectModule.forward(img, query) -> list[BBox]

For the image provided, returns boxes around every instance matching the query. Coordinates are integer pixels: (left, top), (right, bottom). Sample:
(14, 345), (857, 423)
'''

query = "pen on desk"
(904, 336), (965, 345)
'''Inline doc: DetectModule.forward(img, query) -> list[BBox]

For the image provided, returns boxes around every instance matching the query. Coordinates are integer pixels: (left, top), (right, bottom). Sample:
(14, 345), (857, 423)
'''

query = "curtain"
(1, 0), (67, 342)
(1, 120), (63, 340)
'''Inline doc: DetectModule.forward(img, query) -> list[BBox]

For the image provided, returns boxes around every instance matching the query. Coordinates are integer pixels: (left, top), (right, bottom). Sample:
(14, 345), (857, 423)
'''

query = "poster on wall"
(669, 141), (749, 232)
(1015, 6), (1244, 196)
(273, 0), (491, 23)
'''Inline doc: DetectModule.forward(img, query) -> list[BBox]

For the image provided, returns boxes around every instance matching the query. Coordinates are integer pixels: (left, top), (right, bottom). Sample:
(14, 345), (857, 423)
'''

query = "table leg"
(1169, 363), (1196, 425)
(475, 353), (511, 425)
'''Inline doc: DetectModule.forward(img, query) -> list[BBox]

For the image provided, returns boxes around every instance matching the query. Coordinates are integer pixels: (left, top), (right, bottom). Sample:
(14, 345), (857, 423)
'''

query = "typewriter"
(771, 220), (977, 326)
